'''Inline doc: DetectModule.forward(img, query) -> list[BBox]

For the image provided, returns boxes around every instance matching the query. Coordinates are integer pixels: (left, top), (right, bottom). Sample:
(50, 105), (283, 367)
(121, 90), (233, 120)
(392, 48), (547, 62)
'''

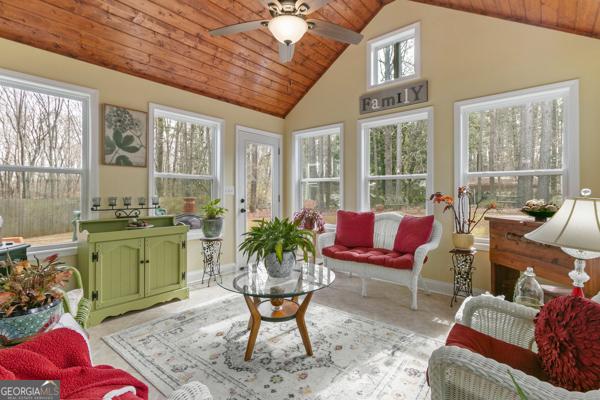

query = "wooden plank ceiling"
(0, 0), (391, 117)
(410, 0), (600, 41)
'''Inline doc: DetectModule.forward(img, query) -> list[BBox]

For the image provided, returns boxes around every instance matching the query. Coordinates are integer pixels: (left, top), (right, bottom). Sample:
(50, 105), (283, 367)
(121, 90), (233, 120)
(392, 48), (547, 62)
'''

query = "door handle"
(240, 208), (246, 213)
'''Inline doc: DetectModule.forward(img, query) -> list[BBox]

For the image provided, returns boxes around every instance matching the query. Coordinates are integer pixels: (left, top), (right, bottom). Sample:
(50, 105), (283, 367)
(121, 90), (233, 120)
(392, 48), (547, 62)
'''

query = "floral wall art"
(103, 104), (147, 167)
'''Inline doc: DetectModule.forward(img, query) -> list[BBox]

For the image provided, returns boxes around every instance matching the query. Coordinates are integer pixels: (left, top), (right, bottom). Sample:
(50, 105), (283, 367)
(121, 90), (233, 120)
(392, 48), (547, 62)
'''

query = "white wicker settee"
(317, 212), (442, 310)
(428, 295), (600, 400)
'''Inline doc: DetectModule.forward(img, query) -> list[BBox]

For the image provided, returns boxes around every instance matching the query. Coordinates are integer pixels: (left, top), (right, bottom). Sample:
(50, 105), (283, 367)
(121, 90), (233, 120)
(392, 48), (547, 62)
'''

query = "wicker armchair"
(167, 381), (212, 400)
(428, 295), (600, 400)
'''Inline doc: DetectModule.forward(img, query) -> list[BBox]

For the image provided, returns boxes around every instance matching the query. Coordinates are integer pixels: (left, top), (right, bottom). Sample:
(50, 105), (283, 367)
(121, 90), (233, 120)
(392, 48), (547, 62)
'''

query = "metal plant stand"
(200, 238), (222, 286)
(450, 248), (477, 307)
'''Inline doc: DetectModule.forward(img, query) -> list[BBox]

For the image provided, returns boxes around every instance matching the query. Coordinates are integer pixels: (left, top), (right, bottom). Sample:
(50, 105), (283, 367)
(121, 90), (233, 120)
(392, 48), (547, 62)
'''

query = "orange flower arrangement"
(430, 186), (497, 233)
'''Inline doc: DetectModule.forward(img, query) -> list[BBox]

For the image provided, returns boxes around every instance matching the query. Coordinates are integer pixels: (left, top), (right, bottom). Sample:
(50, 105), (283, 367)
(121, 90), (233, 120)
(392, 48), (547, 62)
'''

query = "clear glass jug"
(513, 267), (544, 308)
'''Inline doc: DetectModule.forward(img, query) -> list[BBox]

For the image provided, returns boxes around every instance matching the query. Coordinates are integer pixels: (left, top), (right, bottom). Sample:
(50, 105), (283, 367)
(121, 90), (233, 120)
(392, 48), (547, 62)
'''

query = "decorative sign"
(359, 80), (428, 114)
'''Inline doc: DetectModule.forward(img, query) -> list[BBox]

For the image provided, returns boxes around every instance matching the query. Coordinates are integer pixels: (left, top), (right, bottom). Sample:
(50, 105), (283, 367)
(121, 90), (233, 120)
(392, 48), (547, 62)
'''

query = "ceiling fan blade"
(279, 42), (295, 63)
(307, 19), (363, 44)
(209, 20), (268, 37)
(296, 0), (331, 15)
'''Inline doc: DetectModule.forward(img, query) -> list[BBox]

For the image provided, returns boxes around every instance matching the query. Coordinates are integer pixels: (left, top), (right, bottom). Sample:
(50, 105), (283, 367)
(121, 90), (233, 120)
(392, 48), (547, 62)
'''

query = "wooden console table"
(487, 216), (600, 299)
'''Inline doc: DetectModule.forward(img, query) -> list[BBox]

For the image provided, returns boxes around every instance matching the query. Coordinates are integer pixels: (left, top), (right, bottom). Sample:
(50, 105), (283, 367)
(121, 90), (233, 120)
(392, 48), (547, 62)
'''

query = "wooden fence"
(0, 198), (79, 239)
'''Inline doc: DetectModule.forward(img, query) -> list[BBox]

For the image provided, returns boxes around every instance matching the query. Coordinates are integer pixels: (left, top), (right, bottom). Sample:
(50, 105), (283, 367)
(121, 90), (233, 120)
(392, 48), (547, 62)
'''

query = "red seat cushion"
(534, 296), (600, 392)
(322, 245), (414, 270)
(446, 323), (548, 381)
(335, 210), (375, 248)
(393, 215), (434, 254)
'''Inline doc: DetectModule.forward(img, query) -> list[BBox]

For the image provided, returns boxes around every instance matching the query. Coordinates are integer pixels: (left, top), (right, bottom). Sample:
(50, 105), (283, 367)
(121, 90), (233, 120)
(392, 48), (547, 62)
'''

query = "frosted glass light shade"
(524, 195), (600, 253)
(268, 15), (308, 44)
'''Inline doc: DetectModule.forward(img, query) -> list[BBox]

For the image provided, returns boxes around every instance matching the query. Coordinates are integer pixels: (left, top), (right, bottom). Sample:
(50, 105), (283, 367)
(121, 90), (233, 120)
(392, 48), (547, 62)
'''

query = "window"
(149, 104), (223, 215)
(0, 69), (97, 251)
(367, 23), (420, 89)
(292, 124), (343, 224)
(358, 107), (433, 215)
(455, 80), (579, 245)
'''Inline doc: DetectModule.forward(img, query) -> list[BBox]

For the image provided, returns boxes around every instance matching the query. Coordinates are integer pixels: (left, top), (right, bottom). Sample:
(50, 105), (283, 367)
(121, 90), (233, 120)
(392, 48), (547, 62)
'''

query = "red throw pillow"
(446, 323), (548, 381)
(335, 210), (375, 248)
(535, 296), (600, 392)
(393, 215), (434, 254)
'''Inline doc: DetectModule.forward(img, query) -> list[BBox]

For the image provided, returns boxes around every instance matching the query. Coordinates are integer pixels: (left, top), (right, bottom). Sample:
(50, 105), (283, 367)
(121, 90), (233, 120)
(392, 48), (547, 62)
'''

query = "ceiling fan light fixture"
(268, 15), (308, 44)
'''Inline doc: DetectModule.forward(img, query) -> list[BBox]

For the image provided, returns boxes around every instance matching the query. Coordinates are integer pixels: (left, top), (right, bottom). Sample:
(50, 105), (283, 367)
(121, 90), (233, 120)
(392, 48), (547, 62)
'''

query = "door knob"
(240, 208), (246, 213)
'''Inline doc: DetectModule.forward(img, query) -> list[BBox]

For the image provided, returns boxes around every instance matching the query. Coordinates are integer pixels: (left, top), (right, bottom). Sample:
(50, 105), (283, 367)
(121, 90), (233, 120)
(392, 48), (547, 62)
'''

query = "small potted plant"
(200, 198), (227, 238)
(0, 254), (71, 345)
(292, 208), (326, 233)
(431, 186), (497, 250)
(239, 217), (315, 278)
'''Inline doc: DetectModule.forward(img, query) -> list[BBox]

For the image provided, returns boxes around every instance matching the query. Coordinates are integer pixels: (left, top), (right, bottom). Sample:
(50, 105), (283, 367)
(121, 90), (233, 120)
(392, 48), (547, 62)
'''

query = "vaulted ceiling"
(0, 1), (597, 118)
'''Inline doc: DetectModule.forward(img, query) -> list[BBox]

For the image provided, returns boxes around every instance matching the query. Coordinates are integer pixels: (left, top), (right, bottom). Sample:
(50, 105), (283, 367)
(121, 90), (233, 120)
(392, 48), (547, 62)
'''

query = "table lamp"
(525, 189), (600, 297)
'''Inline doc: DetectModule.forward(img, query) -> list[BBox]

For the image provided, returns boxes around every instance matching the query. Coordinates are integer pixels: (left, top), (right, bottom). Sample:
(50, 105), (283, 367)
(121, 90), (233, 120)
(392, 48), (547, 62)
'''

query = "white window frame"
(357, 107), (434, 215)
(148, 104), (224, 223)
(367, 22), (421, 90)
(0, 68), (99, 258)
(454, 80), (580, 250)
(291, 123), (344, 219)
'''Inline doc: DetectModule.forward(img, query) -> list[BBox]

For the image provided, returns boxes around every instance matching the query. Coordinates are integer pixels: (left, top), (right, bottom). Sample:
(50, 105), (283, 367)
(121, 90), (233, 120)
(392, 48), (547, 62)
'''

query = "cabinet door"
(95, 238), (144, 309)
(145, 234), (185, 296)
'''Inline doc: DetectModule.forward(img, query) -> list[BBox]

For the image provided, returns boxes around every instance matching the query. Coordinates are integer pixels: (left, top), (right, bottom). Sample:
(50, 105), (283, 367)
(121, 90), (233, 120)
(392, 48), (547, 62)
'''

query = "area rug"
(103, 296), (441, 400)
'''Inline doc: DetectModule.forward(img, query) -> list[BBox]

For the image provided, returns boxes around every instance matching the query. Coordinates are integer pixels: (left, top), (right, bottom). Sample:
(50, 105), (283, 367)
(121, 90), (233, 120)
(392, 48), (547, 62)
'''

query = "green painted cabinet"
(77, 216), (189, 326)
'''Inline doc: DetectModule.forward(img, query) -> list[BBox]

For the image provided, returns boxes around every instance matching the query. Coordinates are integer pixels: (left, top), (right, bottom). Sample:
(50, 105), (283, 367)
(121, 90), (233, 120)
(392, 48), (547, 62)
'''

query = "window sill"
(473, 239), (490, 252)
(187, 230), (222, 241)
(28, 243), (78, 260)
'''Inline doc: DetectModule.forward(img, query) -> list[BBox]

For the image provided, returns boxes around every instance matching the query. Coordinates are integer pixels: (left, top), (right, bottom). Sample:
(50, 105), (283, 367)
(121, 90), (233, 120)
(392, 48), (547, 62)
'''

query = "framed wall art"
(103, 104), (147, 167)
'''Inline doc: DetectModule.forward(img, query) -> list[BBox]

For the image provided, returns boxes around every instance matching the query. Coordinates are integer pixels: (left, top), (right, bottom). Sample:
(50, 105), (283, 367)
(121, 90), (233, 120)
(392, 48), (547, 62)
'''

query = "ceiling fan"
(209, 0), (364, 63)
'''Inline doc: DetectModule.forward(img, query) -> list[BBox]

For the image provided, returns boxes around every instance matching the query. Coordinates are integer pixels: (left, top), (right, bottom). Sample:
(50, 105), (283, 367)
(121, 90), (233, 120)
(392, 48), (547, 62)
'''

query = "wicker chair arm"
(428, 345), (599, 400)
(317, 232), (336, 255)
(167, 381), (213, 400)
(457, 295), (538, 350)
(412, 220), (442, 276)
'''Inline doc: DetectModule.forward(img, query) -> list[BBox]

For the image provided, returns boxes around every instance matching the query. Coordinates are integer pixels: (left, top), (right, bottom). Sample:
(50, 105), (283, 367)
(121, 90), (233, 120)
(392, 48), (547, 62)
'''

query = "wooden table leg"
(247, 297), (260, 331)
(295, 292), (313, 356)
(243, 295), (261, 361)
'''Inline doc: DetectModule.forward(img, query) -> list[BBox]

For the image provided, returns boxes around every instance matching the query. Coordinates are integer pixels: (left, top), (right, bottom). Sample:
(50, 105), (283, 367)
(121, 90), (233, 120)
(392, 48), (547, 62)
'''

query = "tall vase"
(452, 233), (475, 250)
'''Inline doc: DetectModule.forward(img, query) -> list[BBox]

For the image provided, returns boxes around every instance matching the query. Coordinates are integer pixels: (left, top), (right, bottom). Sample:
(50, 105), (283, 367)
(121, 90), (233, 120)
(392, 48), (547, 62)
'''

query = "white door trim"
(235, 125), (283, 267)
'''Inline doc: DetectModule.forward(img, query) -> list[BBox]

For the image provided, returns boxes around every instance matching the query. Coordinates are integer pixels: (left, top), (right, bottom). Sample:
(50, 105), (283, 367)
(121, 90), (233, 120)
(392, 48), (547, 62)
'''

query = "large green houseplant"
(239, 218), (315, 278)
(200, 198), (227, 238)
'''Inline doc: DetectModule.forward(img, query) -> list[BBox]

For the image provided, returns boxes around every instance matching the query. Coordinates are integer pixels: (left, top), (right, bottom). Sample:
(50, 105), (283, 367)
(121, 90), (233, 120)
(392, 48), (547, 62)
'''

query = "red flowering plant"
(0, 254), (71, 317)
(430, 186), (497, 234)
(292, 208), (326, 233)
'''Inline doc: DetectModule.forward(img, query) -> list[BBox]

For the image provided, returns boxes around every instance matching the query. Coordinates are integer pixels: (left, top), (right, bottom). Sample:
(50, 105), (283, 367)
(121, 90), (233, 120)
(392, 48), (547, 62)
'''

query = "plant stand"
(449, 248), (476, 307)
(200, 238), (222, 286)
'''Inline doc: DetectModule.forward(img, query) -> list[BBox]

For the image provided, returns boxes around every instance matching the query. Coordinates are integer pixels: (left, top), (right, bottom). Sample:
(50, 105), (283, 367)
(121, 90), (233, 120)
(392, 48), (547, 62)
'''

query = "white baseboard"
(187, 263), (236, 283)
(419, 277), (485, 297)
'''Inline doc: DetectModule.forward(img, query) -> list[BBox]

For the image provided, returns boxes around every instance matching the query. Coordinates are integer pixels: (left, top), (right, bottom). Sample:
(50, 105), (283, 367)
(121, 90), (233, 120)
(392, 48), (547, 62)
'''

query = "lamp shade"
(524, 195), (600, 253)
(268, 15), (308, 44)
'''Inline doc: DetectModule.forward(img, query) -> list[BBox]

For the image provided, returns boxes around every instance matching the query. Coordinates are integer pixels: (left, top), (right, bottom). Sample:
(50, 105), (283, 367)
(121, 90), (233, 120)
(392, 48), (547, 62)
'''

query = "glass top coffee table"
(218, 262), (335, 361)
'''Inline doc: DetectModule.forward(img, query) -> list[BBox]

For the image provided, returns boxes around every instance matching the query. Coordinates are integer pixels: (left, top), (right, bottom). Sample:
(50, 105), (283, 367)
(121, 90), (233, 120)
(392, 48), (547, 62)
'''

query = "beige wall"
(0, 37), (285, 271)
(284, 0), (600, 290)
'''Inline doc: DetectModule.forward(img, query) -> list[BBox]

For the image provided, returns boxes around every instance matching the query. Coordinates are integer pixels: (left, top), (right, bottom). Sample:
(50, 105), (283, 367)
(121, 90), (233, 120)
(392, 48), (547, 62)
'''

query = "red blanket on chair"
(0, 328), (148, 400)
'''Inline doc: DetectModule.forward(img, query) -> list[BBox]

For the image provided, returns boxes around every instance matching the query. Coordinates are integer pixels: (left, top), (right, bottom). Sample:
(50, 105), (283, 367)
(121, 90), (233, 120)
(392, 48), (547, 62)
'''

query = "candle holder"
(91, 197), (161, 218)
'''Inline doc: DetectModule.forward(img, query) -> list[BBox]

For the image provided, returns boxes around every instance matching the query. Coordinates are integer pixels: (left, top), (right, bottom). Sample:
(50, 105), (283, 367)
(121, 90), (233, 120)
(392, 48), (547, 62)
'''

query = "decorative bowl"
(521, 209), (557, 222)
(0, 300), (63, 346)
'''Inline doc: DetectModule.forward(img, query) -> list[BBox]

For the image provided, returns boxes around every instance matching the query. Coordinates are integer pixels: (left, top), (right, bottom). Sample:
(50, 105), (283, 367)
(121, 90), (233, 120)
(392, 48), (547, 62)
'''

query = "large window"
(367, 23), (420, 89)
(358, 108), (433, 215)
(292, 124), (342, 224)
(149, 104), (222, 215)
(0, 69), (96, 251)
(455, 80), (579, 244)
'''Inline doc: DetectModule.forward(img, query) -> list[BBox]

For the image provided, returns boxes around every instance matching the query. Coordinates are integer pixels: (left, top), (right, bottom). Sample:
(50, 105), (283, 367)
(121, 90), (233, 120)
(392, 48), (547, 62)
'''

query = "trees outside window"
(367, 23), (420, 89)
(292, 124), (342, 224)
(0, 72), (94, 249)
(455, 80), (579, 244)
(358, 108), (433, 216)
(149, 105), (222, 215)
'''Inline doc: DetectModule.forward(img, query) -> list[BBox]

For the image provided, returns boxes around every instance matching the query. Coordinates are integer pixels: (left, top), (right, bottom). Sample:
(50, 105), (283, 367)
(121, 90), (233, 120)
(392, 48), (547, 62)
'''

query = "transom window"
(367, 23), (420, 89)
(455, 80), (579, 244)
(0, 69), (96, 251)
(149, 104), (222, 215)
(358, 107), (433, 215)
(292, 124), (343, 224)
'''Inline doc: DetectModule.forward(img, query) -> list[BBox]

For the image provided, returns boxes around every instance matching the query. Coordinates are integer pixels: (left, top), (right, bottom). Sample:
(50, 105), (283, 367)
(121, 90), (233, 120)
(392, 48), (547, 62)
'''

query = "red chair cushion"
(335, 210), (375, 248)
(393, 214), (434, 254)
(322, 245), (414, 270)
(446, 323), (548, 381)
(534, 296), (600, 392)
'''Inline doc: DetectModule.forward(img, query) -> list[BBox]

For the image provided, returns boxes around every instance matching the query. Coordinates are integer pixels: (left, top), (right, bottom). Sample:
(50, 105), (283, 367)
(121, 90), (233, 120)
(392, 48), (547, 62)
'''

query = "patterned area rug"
(103, 296), (441, 400)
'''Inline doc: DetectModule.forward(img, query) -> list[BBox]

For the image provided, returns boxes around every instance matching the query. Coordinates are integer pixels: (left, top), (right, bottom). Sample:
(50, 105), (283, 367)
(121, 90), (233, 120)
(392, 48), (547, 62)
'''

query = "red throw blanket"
(0, 328), (148, 400)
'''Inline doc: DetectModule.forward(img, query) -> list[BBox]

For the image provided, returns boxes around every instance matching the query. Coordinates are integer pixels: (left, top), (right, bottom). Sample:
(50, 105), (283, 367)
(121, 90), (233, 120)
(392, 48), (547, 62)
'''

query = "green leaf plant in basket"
(239, 217), (315, 278)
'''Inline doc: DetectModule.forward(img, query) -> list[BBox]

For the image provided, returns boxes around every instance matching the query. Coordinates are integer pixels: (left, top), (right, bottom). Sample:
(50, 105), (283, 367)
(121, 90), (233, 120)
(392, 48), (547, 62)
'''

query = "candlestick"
(92, 197), (101, 207)
(108, 197), (117, 207)
(152, 196), (160, 206)
(138, 196), (146, 206)
(123, 196), (132, 207)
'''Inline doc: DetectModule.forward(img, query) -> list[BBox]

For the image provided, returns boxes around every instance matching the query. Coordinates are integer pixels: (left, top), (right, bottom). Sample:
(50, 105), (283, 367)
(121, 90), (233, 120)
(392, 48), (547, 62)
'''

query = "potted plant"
(430, 186), (497, 250)
(292, 208), (326, 233)
(0, 254), (71, 345)
(239, 218), (315, 278)
(200, 198), (227, 238)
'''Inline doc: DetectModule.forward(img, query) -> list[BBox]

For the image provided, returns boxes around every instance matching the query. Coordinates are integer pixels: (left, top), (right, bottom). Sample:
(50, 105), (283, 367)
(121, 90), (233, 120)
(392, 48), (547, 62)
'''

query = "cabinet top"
(485, 215), (544, 227)
(79, 215), (180, 233)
